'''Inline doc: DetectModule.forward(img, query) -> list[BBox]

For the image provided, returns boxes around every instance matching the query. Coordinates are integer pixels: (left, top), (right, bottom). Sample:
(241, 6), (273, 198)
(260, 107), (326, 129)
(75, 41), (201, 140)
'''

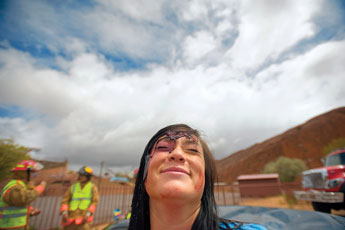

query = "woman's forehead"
(156, 136), (200, 145)
(157, 130), (199, 142)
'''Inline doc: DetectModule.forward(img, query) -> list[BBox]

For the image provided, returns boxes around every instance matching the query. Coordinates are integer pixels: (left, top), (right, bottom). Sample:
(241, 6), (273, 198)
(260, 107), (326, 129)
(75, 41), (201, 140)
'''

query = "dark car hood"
(219, 205), (345, 230)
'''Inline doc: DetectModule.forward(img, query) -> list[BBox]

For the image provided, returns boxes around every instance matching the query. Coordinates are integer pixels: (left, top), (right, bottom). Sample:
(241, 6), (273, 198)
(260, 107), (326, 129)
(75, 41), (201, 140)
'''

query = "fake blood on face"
(160, 187), (182, 199)
(194, 171), (204, 191)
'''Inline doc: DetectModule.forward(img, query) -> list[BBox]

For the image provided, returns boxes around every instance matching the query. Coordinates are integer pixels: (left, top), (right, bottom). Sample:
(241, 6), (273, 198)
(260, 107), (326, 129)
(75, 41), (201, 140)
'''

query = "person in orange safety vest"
(60, 166), (99, 230)
(0, 160), (46, 230)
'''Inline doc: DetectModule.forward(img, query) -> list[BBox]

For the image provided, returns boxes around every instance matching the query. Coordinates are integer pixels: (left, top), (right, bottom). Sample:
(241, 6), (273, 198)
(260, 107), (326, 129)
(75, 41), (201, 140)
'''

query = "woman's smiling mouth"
(161, 167), (190, 175)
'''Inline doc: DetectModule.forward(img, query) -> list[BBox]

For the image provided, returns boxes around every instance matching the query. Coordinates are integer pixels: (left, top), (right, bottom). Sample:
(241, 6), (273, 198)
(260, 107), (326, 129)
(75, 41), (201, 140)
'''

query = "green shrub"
(0, 139), (31, 180)
(283, 193), (297, 208)
(263, 156), (307, 182)
(323, 137), (345, 156)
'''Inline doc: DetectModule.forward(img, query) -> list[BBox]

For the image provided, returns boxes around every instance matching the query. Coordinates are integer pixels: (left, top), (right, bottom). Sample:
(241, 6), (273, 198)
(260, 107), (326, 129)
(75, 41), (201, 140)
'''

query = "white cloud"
(0, 117), (47, 151)
(226, 0), (321, 71)
(181, 0), (209, 21)
(97, 0), (166, 23)
(216, 20), (234, 36)
(254, 39), (345, 123)
(304, 41), (345, 80)
(0, 0), (344, 170)
(68, 53), (113, 83)
(0, 48), (78, 119)
(183, 31), (218, 64)
(2, 36), (345, 167)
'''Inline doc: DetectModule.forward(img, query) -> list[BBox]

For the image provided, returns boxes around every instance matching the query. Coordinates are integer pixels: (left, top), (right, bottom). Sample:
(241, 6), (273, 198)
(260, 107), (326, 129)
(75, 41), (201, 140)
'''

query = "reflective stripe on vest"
(0, 180), (28, 228)
(1, 213), (27, 218)
(0, 207), (27, 211)
(69, 182), (93, 211)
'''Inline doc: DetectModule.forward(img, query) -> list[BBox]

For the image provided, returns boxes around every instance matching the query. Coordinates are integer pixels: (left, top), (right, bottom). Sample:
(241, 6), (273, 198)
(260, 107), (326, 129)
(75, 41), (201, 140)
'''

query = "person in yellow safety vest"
(0, 160), (46, 230)
(60, 166), (99, 230)
(126, 211), (131, 220)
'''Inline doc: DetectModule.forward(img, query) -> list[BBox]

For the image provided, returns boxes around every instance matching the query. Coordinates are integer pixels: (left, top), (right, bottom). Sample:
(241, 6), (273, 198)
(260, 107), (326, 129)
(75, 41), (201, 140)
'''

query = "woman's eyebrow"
(182, 139), (199, 145)
(155, 136), (170, 143)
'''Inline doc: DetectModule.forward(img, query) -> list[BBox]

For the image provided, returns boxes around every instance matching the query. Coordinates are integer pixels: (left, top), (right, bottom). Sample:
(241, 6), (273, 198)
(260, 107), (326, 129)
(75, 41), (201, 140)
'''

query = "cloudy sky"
(0, 0), (344, 173)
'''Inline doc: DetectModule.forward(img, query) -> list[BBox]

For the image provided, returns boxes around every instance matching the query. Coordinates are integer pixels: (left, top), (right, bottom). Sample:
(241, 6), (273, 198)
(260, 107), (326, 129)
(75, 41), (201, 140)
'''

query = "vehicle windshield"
(325, 152), (345, 166)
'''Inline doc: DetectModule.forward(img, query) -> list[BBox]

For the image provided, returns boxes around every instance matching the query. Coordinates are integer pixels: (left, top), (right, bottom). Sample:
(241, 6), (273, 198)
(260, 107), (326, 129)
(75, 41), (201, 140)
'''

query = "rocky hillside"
(216, 107), (345, 183)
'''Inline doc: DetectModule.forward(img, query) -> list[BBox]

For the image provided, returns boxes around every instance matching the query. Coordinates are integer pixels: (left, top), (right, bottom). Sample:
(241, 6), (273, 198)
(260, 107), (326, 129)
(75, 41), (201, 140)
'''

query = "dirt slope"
(217, 107), (345, 183)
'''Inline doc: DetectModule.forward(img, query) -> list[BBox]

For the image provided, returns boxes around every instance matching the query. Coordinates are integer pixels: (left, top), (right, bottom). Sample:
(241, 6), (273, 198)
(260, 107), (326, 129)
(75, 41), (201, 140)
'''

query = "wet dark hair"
(129, 124), (242, 230)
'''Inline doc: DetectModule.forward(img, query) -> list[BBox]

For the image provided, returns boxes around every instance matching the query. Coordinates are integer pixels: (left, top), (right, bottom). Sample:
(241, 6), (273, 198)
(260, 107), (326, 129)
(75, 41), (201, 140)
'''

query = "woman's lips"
(161, 167), (190, 175)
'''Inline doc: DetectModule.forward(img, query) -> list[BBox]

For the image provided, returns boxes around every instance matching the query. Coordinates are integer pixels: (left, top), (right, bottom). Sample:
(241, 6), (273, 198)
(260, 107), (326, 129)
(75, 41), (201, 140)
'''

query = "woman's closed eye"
(155, 145), (172, 151)
(187, 148), (200, 153)
(156, 146), (168, 149)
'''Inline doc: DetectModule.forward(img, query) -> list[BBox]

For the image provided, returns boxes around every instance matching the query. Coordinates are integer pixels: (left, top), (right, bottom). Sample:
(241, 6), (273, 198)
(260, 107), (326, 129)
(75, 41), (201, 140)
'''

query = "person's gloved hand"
(34, 181), (47, 195)
(83, 211), (92, 223)
(62, 213), (69, 223)
(40, 181), (47, 188)
(30, 208), (41, 216)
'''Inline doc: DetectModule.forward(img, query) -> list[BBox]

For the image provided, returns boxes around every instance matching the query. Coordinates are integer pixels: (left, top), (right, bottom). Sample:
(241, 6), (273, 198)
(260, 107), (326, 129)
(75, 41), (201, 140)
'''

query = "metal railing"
(29, 184), (134, 229)
(2, 182), (299, 229)
(214, 183), (241, 206)
(28, 183), (240, 229)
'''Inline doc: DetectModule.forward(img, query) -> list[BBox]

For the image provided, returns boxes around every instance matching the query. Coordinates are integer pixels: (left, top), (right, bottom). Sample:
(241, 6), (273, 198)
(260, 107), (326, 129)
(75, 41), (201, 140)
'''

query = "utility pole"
(98, 161), (104, 189)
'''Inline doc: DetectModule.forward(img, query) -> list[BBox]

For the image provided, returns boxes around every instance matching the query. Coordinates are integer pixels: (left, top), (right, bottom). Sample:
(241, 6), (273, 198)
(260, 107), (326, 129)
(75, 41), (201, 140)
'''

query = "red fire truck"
(294, 148), (345, 213)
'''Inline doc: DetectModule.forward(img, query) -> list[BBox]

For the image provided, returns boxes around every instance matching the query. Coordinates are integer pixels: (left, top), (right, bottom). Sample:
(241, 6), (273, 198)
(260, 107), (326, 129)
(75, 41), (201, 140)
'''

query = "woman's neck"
(149, 198), (200, 230)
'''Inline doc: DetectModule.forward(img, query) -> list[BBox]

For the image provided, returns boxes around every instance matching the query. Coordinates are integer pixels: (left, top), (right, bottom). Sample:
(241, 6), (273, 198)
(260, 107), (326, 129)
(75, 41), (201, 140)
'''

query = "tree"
(322, 137), (345, 156)
(0, 139), (32, 180)
(263, 156), (307, 182)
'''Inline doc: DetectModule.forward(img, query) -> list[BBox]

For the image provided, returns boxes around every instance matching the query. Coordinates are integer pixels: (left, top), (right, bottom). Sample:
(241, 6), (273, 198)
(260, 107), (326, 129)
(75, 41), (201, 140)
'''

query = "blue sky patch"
(0, 105), (24, 118)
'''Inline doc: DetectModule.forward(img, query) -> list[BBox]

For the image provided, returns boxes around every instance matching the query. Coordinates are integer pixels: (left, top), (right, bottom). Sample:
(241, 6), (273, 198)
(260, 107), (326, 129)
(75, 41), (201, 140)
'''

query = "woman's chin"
(154, 181), (194, 200)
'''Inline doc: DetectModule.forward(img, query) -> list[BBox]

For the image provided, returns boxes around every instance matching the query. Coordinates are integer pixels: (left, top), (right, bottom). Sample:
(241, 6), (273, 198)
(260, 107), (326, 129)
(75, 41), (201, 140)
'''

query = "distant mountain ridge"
(216, 107), (345, 183)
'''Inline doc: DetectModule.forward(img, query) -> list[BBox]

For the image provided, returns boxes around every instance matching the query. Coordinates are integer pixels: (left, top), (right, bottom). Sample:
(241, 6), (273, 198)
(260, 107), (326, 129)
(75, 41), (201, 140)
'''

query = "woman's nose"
(169, 145), (185, 162)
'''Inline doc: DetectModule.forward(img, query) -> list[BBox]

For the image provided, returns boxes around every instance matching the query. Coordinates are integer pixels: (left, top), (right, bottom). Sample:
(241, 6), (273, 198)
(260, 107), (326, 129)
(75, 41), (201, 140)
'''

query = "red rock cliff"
(216, 107), (345, 183)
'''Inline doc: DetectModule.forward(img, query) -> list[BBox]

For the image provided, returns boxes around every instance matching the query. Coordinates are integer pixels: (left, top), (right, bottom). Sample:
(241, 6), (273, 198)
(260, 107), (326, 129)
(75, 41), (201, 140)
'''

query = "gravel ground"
(239, 195), (345, 216)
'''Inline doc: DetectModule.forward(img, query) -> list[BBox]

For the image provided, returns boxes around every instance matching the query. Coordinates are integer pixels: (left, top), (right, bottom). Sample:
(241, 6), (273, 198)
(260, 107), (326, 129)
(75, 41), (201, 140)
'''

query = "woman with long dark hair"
(128, 124), (266, 230)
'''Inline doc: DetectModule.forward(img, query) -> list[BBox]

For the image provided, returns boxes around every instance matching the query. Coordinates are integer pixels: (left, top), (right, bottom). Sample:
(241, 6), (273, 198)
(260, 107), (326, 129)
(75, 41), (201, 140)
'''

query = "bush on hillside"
(263, 156), (307, 182)
(322, 137), (345, 156)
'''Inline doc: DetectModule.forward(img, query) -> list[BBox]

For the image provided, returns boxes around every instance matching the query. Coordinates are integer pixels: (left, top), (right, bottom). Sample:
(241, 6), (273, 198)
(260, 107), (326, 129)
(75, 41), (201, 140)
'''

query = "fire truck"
(294, 148), (345, 213)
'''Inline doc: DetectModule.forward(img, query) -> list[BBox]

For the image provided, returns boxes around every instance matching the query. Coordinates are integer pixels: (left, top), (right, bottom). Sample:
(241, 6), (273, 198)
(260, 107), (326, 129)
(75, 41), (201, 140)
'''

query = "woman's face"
(145, 132), (205, 203)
